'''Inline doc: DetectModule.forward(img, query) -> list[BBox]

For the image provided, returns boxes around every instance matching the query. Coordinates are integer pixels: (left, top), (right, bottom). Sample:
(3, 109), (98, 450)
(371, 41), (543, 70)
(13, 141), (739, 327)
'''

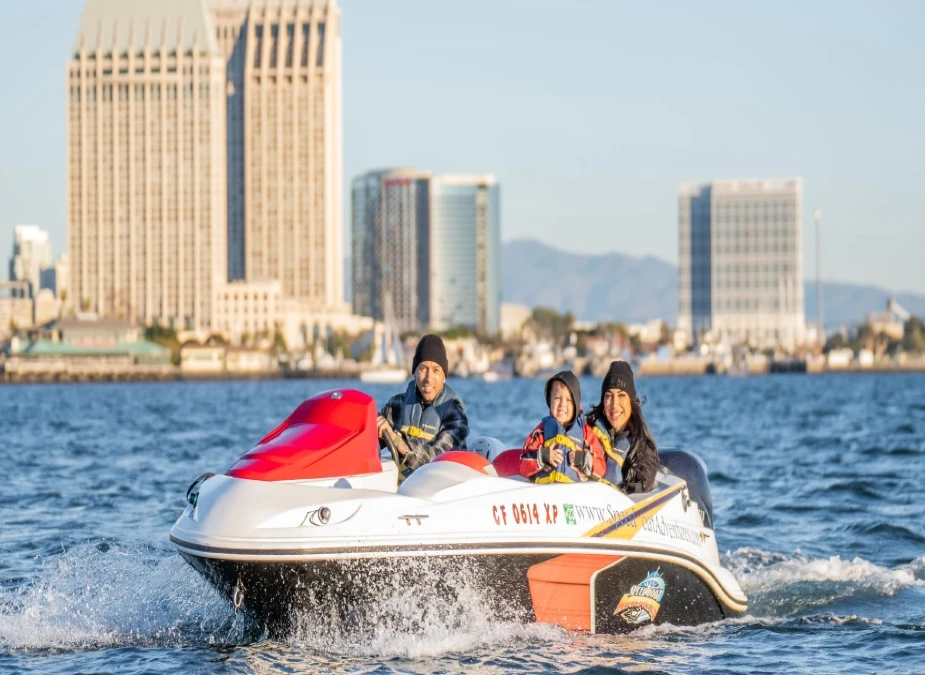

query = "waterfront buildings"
(180, 343), (274, 374)
(9, 226), (52, 298)
(213, 279), (283, 342)
(180, 344), (227, 374)
(351, 168), (432, 334)
(274, 299), (373, 352)
(9, 315), (171, 365)
(677, 178), (805, 351)
(2, 313), (174, 382)
(67, 0), (344, 332)
(429, 175), (501, 335)
(35, 290), (62, 326)
(865, 310), (905, 342)
(500, 303), (532, 340)
(352, 170), (502, 335)
(213, 279), (372, 352)
(0, 282), (34, 335)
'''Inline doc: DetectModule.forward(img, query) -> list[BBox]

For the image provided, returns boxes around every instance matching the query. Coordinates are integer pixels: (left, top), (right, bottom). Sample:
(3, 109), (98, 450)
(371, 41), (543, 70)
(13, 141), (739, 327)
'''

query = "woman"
(586, 361), (660, 493)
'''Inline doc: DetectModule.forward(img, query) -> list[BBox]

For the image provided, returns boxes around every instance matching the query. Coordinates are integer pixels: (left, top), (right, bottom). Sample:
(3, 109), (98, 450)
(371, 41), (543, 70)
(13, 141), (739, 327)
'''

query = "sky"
(0, 0), (923, 294)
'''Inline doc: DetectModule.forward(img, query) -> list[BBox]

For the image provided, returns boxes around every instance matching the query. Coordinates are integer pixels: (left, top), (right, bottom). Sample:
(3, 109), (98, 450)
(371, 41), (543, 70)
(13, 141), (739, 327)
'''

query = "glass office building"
(351, 168), (431, 333)
(678, 178), (805, 351)
(429, 176), (500, 335)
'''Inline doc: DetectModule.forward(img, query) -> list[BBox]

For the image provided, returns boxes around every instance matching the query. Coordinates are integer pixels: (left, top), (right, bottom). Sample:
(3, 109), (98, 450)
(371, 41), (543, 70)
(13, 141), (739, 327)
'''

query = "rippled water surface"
(2, 375), (924, 674)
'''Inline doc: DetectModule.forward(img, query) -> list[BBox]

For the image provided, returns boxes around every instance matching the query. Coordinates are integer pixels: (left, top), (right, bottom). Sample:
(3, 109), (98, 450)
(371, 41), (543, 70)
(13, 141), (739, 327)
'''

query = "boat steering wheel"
(382, 432), (406, 484)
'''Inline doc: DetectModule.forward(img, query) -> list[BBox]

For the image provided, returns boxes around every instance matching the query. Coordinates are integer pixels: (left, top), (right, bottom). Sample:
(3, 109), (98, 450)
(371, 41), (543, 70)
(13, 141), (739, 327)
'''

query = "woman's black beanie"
(600, 360), (636, 403)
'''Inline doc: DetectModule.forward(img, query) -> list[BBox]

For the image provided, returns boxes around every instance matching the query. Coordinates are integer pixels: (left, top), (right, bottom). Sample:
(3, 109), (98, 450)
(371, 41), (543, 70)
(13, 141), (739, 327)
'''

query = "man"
(376, 334), (469, 475)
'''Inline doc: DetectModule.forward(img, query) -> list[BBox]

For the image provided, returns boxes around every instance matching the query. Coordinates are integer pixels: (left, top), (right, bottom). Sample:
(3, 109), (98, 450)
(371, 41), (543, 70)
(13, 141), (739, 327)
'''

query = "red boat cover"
(226, 389), (382, 481)
(491, 449), (524, 478)
(433, 450), (498, 476)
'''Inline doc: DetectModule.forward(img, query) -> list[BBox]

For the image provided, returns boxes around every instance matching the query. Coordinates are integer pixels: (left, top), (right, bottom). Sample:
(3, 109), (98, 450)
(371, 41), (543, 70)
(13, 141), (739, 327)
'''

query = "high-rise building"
(678, 178), (805, 351)
(68, 0), (344, 331)
(211, 0), (344, 307)
(68, 0), (228, 329)
(429, 175), (501, 335)
(9, 225), (52, 297)
(351, 168), (431, 333)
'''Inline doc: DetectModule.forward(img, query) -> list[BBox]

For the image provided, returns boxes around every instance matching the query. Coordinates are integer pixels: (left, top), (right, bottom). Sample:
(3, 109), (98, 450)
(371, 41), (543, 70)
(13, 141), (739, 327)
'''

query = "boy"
(519, 370), (606, 483)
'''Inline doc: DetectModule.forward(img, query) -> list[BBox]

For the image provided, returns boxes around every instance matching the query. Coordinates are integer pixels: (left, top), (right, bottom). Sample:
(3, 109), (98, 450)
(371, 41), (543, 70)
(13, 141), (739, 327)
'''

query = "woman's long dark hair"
(627, 396), (658, 454)
(588, 395), (658, 454)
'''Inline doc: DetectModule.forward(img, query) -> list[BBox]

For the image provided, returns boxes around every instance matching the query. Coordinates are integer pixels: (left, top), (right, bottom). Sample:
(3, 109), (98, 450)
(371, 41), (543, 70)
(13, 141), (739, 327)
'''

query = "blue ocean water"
(1, 374), (924, 674)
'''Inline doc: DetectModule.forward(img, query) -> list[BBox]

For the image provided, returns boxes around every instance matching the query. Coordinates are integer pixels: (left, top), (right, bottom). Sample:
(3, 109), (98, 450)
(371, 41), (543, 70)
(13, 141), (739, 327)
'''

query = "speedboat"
(170, 389), (747, 634)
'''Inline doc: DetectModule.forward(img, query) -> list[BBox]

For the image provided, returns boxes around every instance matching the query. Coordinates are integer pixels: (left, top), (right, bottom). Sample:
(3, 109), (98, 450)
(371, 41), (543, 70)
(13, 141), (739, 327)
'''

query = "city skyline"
(1, 1), (924, 295)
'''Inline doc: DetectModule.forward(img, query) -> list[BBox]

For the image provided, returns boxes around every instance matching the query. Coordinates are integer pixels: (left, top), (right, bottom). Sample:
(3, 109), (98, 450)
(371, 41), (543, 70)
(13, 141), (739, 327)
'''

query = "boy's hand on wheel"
(571, 450), (593, 480)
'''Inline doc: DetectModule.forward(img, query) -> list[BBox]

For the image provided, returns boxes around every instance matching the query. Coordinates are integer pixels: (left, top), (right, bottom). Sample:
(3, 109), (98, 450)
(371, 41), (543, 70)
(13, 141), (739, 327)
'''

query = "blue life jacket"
(592, 418), (631, 487)
(397, 380), (466, 448)
(533, 413), (587, 484)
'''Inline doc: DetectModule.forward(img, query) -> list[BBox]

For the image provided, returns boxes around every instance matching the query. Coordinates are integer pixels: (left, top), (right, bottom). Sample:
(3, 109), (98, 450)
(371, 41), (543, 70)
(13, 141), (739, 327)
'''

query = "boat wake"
(0, 541), (562, 656)
(0, 541), (251, 652)
(3, 541), (922, 654)
(724, 547), (925, 618)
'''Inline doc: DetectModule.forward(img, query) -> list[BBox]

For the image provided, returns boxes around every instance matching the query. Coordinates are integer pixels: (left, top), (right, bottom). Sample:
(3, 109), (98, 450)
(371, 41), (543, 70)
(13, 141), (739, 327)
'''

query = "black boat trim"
(170, 534), (747, 609)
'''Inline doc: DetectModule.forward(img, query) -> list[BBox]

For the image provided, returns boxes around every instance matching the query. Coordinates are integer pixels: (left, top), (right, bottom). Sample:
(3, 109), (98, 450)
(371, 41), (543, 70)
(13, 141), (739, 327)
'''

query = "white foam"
(285, 557), (568, 659)
(0, 542), (238, 652)
(906, 554), (925, 581)
(798, 613), (884, 626)
(727, 547), (925, 596)
(334, 618), (565, 660)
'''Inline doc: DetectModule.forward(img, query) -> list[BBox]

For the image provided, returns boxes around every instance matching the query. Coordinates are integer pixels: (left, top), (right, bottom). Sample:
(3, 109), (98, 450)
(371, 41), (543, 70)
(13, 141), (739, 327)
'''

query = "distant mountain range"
(502, 239), (925, 327)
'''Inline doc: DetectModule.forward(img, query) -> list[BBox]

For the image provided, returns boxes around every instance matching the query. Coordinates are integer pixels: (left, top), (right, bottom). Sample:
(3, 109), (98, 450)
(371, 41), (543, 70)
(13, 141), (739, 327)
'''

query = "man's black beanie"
(600, 360), (636, 403)
(544, 370), (582, 418)
(412, 334), (449, 374)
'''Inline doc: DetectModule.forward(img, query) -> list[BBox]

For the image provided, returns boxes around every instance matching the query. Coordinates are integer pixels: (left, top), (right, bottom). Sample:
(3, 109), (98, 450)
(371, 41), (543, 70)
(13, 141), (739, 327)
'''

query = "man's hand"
(376, 415), (394, 441)
(377, 416), (408, 456)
